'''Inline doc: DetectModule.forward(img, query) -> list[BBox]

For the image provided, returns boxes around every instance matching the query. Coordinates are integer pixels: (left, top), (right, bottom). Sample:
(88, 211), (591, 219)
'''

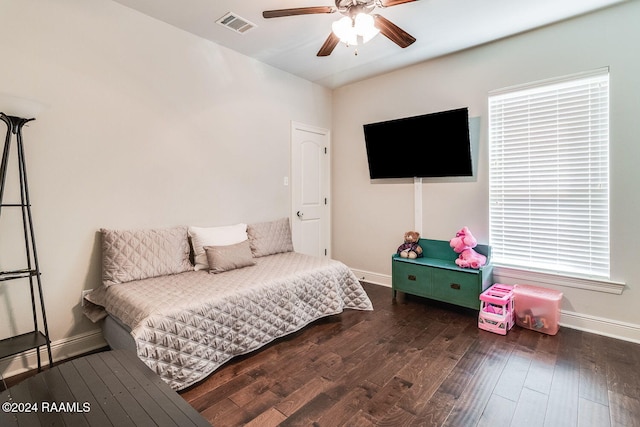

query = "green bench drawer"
(431, 269), (481, 309)
(392, 262), (432, 297)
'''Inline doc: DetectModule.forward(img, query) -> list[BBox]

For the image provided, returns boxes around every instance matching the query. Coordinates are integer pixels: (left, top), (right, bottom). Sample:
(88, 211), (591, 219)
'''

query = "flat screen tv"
(363, 107), (472, 179)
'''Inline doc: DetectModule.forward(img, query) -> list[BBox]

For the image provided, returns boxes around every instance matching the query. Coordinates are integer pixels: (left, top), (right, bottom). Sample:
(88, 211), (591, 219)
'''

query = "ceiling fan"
(262, 0), (417, 56)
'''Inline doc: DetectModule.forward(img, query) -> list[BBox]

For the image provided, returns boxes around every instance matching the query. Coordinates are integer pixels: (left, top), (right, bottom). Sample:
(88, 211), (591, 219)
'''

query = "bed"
(83, 219), (373, 391)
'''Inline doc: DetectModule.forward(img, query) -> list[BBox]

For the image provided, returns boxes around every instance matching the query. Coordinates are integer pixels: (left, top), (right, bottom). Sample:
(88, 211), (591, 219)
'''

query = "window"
(488, 69), (609, 278)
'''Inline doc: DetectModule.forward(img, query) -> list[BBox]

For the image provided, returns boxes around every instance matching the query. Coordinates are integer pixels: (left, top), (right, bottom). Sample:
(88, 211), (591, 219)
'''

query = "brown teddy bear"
(397, 231), (423, 259)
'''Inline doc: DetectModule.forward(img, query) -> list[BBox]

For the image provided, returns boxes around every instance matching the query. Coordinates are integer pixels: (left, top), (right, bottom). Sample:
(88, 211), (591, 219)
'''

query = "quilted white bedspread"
(85, 252), (373, 390)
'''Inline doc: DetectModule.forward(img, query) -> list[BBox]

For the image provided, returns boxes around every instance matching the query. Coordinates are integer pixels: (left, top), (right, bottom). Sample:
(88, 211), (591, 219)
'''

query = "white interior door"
(291, 122), (330, 258)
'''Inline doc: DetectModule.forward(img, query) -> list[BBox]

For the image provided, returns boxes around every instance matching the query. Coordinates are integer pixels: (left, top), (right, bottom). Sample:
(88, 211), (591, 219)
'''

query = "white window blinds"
(488, 69), (610, 278)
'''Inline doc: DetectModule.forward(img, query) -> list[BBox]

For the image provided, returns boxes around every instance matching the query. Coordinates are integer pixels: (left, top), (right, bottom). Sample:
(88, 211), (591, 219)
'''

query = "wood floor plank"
(57, 357), (119, 426)
(0, 403), (18, 427)
(375, 404), (419, 426)
(579, 333), (610, 406)
(523, 346), (556, 395)
(329, 337), (400, 389)
(98, 351), (176, 426)
(0, 388), (19, 427)
(441, 333), (505, 397)
(510, 387), (548, 427)
(200, 398), (246, 427)
(70, 356), (136, 426)
(543, 329), (582, 427)
(414, 393), (456, 426)
(342, 409), (377, 427)
(40, 367), (91, 427)
(358, 377), (412, 421)
(578, 397), (611, 427)
(314, 382), (376, 427)
(394, 321), (467, 389)
(393, 322), (478, 423)
(243, 407), (287, 427)
(277, 392), (337, 426)
(228, 376), (283, 423)
(544, 360), (581, 426)
(24, 373), (67, 426)
(395, 349), (460, 417)
(608, 391), (640, 427)
(246, 342), (321, 384)
(605, 335), (640, 401)
(476, 393), (517, 426)
(608, 390), (640, 426)
(441, 336), (513, 426)
(115, 350), (210, 427)
(1, 380), (41, 426)
(187, 370), (255, 412)
(493, 348), (532, 402)
(78, 354), (156, 426)
(273, 376), (334, 417)
(263, 314), (387, 398)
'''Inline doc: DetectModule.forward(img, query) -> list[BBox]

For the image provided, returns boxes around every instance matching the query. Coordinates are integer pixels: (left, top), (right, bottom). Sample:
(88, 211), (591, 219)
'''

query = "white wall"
(0, 0), (331, 371)
(332, 1), (640, 341)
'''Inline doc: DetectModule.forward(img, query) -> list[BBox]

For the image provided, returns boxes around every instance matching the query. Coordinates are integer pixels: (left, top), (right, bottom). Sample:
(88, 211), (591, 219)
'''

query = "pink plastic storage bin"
(513, 284), (563, 335)
(478, 284), (515, 335)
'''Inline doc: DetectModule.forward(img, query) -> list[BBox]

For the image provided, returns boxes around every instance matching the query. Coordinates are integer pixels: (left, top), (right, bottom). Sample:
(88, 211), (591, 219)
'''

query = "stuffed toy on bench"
(397, 230), (423, 259)
(449, 226), (486, 269)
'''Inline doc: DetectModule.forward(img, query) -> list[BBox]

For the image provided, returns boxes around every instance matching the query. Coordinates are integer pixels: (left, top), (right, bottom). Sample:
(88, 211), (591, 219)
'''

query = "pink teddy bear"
(449, 226), (487, 269)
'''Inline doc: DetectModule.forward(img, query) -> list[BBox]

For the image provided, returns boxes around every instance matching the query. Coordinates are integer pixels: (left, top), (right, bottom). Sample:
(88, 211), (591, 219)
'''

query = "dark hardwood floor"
(180, 282), (640, 427)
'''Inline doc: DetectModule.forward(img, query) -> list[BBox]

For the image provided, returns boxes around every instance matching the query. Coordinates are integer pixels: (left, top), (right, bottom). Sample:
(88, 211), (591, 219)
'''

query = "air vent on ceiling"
(216, 12), (257, 34)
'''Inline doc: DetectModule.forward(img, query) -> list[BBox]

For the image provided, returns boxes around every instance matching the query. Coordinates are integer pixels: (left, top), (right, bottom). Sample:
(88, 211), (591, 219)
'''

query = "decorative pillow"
(247, 218), (294, 257)
(101, 226), (192, 287)
(188, 223), (248, 270)
(204, 240), (256, 274)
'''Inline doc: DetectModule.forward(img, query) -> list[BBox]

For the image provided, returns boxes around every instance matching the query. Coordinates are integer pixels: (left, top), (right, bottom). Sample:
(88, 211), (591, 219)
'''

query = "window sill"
(492, 265), (625, 295)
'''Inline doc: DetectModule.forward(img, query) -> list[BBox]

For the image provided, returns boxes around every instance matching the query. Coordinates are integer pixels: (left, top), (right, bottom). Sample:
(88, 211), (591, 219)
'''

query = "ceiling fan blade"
(373, 15), (416, 48)
(263, 6), (335, 19)
(379, 0), (417, 7)
(317, 32), (340, 57)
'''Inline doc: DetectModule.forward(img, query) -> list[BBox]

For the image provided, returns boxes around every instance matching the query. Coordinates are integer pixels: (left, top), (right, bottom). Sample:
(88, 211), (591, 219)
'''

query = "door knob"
(296, 211), (303, 218)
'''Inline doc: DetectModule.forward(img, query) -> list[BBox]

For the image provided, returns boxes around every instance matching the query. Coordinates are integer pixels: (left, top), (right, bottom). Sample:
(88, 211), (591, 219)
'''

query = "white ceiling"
(111, 0), (626, 89)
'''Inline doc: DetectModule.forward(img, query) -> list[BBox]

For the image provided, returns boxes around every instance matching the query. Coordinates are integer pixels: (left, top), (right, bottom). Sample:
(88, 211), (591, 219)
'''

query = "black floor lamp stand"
(0, 112), (53, 372)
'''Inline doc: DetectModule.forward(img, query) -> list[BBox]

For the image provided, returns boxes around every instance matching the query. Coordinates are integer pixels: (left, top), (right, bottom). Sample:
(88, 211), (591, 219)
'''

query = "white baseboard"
(0, 329), (107, 379)
(351, 268), (391, 287)
(352, 268), (640, 344)
(559, 310), (640, 344)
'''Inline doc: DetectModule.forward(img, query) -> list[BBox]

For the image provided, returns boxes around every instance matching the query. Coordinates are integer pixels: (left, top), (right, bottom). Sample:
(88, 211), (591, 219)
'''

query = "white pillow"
(188, 223), (248, 270)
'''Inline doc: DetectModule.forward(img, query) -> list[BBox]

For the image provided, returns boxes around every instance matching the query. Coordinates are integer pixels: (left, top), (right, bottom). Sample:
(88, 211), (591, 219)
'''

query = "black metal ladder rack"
(0, 113), (53, 371)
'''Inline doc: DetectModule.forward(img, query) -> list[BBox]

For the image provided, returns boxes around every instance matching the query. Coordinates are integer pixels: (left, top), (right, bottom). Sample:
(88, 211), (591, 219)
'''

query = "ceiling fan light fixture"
(332, 16), (358, 45)
(354, 12), (379, 43)
(331, 13), (379, 46)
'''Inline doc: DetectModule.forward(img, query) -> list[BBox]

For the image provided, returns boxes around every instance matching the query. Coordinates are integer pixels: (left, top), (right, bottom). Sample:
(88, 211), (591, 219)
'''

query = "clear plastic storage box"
(513, 284), (563, 335)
